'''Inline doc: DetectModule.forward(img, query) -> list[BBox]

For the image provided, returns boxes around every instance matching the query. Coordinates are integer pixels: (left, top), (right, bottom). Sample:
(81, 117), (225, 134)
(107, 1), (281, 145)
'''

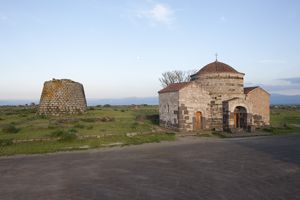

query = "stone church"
(158, 60), (270, 132)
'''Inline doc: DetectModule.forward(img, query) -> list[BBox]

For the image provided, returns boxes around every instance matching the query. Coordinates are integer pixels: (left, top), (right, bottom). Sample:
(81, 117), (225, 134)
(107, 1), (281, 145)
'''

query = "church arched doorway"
(194, 111), (202, 130)
(234, 106), (247, 128)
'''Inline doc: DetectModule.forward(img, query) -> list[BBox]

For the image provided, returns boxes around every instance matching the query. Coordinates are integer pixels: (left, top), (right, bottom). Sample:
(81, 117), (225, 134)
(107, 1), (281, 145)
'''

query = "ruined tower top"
(37, 79), (87, 116)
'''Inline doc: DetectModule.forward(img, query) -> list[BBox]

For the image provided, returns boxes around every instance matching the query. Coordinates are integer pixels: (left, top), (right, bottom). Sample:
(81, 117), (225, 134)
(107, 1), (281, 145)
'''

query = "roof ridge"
(158, 82), (190, 93)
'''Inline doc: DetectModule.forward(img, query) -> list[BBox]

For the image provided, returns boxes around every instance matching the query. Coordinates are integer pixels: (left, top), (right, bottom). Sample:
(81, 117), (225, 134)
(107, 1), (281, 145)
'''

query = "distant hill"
(0, 99), (38, 106)
(0, 94), (299, 106)
(270, 94), (300, 105)
(87, 97), (158, 106)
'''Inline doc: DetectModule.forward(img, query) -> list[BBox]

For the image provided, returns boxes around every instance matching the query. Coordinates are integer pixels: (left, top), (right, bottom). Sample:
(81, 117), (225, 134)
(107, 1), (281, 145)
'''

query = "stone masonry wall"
(178, 83), (211, 131)
(195, 73), (244, 95)
(159, 92), (179, 130)
(223, 98), (251, 131)
(246, 88), (270, 126)
(193, 73), (245, 131)
(38, 79), (87, 116)
(159, 72), (269, 132)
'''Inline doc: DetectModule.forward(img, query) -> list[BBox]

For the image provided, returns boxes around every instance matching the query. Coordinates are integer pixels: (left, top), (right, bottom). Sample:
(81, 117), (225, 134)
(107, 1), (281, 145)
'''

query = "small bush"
(136, 114), (159, 125)
(0, 138), (13, 146)
(68, 128), (78, 134)
(50, 130), (65, 137)
(135, 115), (145, 122)
(131, 122), (139, 130)
(38, 115), (48, 119)
(0, 117), (4, 121)
(103, 104), (111, 107)
(100, 117), (115, 122)
(88, 107), (95, 110)
(73, 123), (85, 129)
(2, 124), (20, 134)
(49, 129), (78, 141)
(60, 132), (77, 141)
(86, 125), (94, 130)
(80, 118), (97, 123)
(146, 114), (159, 125)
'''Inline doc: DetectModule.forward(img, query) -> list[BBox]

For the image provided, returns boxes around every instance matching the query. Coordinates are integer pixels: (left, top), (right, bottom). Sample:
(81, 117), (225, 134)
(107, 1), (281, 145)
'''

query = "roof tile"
(158, 82), (190, 93)
(244, 86), (259, 94)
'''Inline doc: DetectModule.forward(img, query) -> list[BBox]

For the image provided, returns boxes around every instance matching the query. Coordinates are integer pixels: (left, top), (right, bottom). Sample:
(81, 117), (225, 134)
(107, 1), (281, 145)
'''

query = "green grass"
(265, 106), (300, 134)
(0, 105), (175, 156)
(0, 105), (159, 141)
(270, 107), (300, 126)
(1, 105), (300, 156)
(0, 133), (176, 156)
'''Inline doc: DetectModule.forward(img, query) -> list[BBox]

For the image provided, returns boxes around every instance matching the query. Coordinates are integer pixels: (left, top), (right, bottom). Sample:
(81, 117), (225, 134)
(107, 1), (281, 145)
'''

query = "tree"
(159, 70), (197, 87)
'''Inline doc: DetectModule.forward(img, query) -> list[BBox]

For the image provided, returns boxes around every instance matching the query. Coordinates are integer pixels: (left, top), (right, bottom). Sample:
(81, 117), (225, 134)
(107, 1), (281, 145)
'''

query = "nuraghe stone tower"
(38, 79), (87, 116)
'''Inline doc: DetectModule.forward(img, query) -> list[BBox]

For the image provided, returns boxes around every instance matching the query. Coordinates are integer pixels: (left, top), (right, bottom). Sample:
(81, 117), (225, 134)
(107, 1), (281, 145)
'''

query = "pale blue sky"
(1, 0), (300, 99)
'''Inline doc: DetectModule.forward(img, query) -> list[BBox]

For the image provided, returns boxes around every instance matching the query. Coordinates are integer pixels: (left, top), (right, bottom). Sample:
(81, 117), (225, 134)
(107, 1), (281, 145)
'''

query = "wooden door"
(234, 113), (237, 128)
(194, 112), (202, 130)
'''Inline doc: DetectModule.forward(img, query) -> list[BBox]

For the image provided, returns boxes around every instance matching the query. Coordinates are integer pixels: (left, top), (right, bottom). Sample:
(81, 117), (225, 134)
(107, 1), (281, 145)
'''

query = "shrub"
(0, 138), (13, 146)
(86, 125), (94, 130)
(50, 130), (65, 137)
(68, 128), (78, 134)
(136, 114), (159, 125)
(60, 131), (77, 141)
(80, 118), (97, 122)
(100, 117), (115, 122)
(49, 129), (78, 141)
(88, 107), (95, 110)
(103, 104), (111, 107)
(135, 115), (145, 122)
(2, 124), (20, 134)
(38, 115), (48, 119)
(131, 122), (139, 130)
(73, 123), (85, 129)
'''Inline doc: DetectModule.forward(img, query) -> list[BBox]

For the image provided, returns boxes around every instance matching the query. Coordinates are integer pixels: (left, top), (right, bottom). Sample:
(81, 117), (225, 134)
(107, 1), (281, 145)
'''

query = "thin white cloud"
(249, 77), (300, 95)
(150, 4), (174, 24)
(219, 16), (226, 22)
(137, 3), (175, 26)
(0, 15), (8, 21)
(258, 59), (287, 64)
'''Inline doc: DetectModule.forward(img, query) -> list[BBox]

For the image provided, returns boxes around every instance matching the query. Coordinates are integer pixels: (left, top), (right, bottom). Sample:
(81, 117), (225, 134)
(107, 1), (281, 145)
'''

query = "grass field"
(264, 106), (300, 134)
(0, 105), (300, 156)
(0, 105), (175, 156)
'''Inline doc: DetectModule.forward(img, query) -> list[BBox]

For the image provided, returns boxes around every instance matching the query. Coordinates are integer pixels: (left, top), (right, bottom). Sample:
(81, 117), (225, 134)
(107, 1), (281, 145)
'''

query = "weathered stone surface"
(37, 79), (87, 116)
(158, 61), (270, 132)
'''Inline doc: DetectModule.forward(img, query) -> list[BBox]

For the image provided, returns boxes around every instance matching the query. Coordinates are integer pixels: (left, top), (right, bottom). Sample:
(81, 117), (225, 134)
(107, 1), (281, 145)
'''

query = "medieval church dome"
(193, 60), (242, 76)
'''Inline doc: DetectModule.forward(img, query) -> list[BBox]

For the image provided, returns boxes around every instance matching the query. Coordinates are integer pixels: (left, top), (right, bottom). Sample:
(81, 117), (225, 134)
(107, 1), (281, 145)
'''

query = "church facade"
(158, 60), (270, 132)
